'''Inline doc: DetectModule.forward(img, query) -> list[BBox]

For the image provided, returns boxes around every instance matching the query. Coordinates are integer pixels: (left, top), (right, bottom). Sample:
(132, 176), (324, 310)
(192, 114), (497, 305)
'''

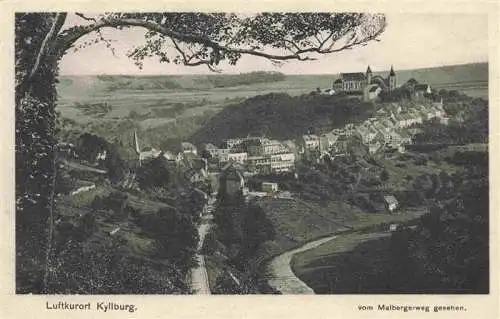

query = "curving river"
(265, 235), (339, 294)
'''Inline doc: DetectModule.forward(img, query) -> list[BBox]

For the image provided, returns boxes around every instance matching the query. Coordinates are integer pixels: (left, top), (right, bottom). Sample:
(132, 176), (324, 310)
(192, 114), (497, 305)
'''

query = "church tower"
(388, 65), (397, 91)
(366, 65), (373, 84)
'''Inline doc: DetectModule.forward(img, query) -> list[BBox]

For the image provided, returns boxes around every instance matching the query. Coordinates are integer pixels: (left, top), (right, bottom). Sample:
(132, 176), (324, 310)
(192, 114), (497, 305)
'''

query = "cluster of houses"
(130, 96), (448, 196)
(131, 131), (297, 194)
(203, 137), (297, 175)
(301, 99), (448, 156)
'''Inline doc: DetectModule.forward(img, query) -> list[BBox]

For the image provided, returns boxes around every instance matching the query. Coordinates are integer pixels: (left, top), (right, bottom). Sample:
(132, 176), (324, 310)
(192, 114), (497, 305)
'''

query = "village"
(125, 82), (448, 211)
(60, 66), (450, 218)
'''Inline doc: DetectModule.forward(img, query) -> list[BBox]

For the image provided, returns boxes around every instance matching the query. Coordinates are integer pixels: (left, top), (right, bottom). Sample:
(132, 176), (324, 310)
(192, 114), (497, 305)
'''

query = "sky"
(58, 13), (488, 75)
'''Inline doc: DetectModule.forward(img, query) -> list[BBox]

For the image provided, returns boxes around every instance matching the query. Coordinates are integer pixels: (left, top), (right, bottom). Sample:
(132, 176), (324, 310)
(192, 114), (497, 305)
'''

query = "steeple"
(366, 65), (373, 84)
(388, 65), (397, 91)
(389, 65), (396, 76)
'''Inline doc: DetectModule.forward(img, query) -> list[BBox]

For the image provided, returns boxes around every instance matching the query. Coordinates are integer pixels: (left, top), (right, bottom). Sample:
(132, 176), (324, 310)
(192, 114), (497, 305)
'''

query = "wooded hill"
(189, 93), (374, 145)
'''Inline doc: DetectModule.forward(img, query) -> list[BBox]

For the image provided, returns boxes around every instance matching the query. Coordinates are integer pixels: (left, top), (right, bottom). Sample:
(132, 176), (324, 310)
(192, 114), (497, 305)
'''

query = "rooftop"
(181, 142), (196, 150)
(205, 143), (218, 150)
(389, 66), (396, 76)
(341, 72), (366, 81)
(384, 195), (398, 204)
(415, 84), (431, 91)
(303, 134), (319, 140)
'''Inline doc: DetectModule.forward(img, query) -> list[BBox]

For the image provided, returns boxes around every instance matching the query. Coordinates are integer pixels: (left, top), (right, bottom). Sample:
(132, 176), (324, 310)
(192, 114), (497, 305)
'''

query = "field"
(291, 232), (394, 293)
(56, 74), (335, 126)
(253, 194), (428, 264)
(290, 208), (428, 294)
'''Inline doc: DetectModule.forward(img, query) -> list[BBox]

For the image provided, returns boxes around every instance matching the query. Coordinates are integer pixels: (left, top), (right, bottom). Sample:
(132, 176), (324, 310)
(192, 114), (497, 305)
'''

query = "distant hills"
(58, 62), (487, 96)
(380, 62), (488, 97)
(375, 62), (487, 86)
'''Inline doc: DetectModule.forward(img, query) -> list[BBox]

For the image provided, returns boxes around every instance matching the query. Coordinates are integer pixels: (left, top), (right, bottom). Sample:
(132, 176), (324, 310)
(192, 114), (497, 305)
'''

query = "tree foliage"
(190, 93), (374, 144)
(385, 150), (489, 293)
(136, 156), (171, 189)
(413, 97), (488, 145)
(143, 207), (199, 269)
(75, 132), (128, 182)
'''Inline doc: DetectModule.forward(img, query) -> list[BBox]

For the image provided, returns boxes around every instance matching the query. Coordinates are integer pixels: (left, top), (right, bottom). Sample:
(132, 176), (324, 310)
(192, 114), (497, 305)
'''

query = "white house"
(247, 155), (271, 173)
(225, 138), (244, 149)
(163, 151), (175, 161)
(301, 134), (320, 151)
(319, 132), (339, 152)
(270, 152), (296, 172)
(262, 139), (289, 155)
(389, 224), (398, 232)
(181, 142), (198, 155)
(96, 150), (107, 161)
(414, 84), (432, 98)
(364, 84), (382, 101)
(384, 195), (399, 212)
(356, 125), (378, 145)
(139, 148), (162, 164)
(262, 182), (279, 193)
(227, 152), (248, 164)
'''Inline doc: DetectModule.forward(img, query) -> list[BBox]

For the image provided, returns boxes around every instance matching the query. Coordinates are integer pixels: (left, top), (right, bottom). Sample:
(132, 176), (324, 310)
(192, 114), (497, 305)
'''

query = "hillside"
(188, 93), (374, 145)
(49, 182), (200, 294)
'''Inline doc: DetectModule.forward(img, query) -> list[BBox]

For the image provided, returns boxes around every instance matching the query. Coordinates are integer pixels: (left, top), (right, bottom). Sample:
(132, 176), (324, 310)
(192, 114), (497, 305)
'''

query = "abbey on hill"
(332, 65), (397, 101)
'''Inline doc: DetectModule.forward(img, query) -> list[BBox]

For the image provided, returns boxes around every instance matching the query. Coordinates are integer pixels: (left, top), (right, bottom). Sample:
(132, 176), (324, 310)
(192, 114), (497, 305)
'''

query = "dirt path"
(190, 221), (212, 294)
(190, 193), (216, 294)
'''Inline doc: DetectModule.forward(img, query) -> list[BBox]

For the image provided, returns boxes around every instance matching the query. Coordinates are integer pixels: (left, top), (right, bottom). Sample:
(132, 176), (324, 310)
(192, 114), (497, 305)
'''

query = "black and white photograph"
(11, 9), (491, 301)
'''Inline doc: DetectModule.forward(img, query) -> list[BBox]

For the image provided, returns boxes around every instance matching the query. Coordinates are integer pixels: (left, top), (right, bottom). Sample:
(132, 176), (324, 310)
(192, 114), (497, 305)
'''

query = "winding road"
(265, 235), (339, 294)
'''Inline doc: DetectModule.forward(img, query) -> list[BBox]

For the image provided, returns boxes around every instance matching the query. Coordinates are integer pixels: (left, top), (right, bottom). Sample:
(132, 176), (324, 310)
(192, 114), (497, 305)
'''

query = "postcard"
(1, 1), (498, 318)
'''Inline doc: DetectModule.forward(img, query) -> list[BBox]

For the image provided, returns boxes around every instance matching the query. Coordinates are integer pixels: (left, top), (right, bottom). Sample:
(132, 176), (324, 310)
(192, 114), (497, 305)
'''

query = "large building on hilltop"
(333, 65), (397, 98)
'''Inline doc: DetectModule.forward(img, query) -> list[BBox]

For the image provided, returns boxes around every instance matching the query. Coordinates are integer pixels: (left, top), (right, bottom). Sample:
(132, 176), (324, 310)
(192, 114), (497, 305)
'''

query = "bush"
(380, 170), (389, 181)
(413, 155), (428, 166)
(136, 156), (171, 189)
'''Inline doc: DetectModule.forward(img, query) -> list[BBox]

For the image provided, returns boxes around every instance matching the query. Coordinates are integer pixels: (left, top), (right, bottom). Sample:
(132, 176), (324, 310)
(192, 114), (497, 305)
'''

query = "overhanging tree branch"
(75, 12), (96, 22)
(51, 14), (386, 69)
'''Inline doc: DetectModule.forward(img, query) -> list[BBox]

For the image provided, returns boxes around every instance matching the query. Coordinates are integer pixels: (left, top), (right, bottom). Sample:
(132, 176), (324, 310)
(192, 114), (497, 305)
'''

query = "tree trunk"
(15, 13), (60, 294)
